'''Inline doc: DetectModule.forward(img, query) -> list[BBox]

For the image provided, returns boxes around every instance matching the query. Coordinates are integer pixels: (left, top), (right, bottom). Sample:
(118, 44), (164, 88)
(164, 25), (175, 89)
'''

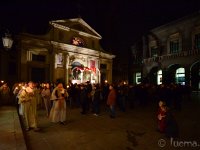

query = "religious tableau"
(72, 69), (82, 80)
(69, 59), (100, 84)
(71, 37), (85, 47)
(83, 68), (91, 82)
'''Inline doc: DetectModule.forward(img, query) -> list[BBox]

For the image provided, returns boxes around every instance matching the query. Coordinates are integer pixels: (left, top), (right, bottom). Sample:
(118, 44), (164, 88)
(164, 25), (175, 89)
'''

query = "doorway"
(31, 67), (45, 82)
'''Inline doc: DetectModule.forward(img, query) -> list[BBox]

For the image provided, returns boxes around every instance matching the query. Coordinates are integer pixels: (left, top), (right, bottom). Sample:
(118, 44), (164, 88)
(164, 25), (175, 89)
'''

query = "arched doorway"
(70, 61), (84, 84)
(166, 64), (183, 84)
(70, 61), (100, 84)
(148, 66), (159, 84)
(71, 67), (83, 84)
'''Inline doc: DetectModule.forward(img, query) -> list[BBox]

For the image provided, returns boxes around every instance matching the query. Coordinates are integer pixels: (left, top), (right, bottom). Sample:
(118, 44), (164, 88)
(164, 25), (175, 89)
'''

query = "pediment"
(50, 18), (102, 39)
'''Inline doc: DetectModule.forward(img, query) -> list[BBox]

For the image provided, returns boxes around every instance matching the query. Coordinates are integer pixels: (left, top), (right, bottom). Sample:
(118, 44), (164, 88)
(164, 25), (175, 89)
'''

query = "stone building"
(132, 11), (200, 90)
(0, 32), (17, 85)
(16, 18), (115, 84)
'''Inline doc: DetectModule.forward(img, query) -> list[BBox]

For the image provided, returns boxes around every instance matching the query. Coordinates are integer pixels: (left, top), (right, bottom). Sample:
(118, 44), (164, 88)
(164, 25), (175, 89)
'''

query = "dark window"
(151, 47), (158, 57)
(8, 62), (16, 75)
(100, 64), (107, 69)
(32, 54), (45, 62)
(170, 40), (179, 54)
(194, 33), (200, 49)
(31, 67), (45, 82)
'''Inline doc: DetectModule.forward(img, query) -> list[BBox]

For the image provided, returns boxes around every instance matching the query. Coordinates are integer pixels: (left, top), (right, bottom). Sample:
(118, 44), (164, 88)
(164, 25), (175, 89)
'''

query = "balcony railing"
(143, 49), (200, 64)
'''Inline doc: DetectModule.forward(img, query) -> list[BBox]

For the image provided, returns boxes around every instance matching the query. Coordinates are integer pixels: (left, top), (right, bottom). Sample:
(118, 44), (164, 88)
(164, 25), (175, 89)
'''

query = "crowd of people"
(0, 80), (193, 137)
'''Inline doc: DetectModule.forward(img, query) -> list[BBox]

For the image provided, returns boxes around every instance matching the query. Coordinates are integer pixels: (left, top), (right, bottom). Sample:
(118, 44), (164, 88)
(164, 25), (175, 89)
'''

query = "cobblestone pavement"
(24, 93), (200, 150)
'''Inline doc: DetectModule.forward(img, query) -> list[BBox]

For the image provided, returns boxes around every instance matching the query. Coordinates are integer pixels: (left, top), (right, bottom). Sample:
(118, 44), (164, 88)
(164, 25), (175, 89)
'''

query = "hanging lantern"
(2, 33), (13, 50)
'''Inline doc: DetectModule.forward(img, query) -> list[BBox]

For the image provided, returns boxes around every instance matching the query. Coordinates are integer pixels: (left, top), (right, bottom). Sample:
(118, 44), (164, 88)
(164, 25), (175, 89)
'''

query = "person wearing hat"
(157, 100), (167, 133)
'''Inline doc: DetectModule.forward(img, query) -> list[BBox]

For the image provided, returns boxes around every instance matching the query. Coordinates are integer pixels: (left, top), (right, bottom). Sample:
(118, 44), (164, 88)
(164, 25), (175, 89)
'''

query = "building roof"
(50, 18), (102, 39)
(150, 10), (200, 32)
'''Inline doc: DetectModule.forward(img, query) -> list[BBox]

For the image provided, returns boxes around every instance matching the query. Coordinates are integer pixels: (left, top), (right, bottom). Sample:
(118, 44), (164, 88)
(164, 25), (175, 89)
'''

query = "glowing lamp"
(2, 33), (13, 50)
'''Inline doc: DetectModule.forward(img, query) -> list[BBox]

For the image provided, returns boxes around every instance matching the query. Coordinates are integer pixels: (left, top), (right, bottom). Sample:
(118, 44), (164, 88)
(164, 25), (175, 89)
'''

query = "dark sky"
(1, 0), (200, 54)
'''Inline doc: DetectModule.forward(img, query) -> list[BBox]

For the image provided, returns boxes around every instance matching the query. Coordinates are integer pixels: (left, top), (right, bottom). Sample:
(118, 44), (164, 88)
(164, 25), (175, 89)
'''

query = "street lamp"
(0, 29), (14, 85)
(2, 31), (13, 50)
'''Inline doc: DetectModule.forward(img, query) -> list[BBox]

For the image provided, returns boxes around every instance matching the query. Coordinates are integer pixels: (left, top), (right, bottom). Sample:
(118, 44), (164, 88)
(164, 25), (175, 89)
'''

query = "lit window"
(136, 72), (141, 84)
(157, 70), (162, 85)
(176, 67), (185, 85)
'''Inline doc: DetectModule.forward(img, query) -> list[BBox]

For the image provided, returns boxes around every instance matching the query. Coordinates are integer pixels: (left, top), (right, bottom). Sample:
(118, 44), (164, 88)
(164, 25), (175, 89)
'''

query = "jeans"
(110, 105), (116, 117)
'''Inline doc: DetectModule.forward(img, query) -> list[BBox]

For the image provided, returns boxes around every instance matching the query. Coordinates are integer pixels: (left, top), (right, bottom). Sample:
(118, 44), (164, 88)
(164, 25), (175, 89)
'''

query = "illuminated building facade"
(132, 12), (200, 90)
(17, 18), (115, 84)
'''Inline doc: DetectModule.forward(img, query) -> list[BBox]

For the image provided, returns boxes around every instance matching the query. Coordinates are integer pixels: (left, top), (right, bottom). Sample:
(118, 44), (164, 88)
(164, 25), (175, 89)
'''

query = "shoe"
(81, 112), (86, 115)
(93, 113), (99, 116)
(60, 122), (66, 125)
(25, 128), (30, 131)
(33, 127), (40, 132)
(110, 115), (115, 119)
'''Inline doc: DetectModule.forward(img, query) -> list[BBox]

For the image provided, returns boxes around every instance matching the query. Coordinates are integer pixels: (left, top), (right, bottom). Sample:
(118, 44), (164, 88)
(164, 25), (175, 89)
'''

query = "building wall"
(0, 45), (18, 86)
(99, 58), (113, 84)
(51, 26), (102, 51)
(17, 19), (115, 84)
(142, 12), (200, 90)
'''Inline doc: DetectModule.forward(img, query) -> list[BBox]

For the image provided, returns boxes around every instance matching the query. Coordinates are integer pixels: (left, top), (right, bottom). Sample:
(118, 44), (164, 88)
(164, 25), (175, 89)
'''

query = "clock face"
(71, 37), (85, 47)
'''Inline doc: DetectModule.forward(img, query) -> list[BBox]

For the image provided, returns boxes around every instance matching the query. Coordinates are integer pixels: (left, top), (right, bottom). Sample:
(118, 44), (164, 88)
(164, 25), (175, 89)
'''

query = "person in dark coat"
(80, 84), (88, 114)
(107, 84), (117, 118)
(92, 84), (101, 116)
(165, 108), (179, 138)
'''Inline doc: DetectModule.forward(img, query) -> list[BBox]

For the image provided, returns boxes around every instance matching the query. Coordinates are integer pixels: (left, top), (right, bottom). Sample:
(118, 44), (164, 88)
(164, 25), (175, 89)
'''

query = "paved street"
(0, 106), (26, 150)
(23, 93), (200, 150)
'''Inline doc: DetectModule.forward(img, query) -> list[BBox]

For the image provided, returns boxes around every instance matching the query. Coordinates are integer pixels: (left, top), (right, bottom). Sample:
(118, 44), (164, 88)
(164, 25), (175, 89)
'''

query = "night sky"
(1, 0), (200, 55)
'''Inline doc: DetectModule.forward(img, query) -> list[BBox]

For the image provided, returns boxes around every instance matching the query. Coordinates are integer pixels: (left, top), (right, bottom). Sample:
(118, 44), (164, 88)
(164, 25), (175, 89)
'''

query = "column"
(185, 66), (191, 86)
(80, 70), (83, 83)
(161, 68), (168, 84)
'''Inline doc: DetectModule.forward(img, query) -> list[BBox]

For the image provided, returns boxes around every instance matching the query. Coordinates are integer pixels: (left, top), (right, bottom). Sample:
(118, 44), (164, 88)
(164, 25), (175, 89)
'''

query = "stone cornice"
(20, 37), (51, 48)
(100, 52), (116, 59)
(51, 41), (115, 59)
(50, 22), (70, 31)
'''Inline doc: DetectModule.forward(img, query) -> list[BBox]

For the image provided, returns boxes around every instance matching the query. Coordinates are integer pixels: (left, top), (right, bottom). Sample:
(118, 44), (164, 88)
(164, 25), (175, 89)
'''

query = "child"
(157, 100), (167, 133)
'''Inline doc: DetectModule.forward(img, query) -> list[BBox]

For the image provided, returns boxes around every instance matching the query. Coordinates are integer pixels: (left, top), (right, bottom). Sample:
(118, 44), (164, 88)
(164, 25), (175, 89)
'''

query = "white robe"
(41, 88), (51, 116)
(49, 87), (68, 123)
(18, 87), (38, 128)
